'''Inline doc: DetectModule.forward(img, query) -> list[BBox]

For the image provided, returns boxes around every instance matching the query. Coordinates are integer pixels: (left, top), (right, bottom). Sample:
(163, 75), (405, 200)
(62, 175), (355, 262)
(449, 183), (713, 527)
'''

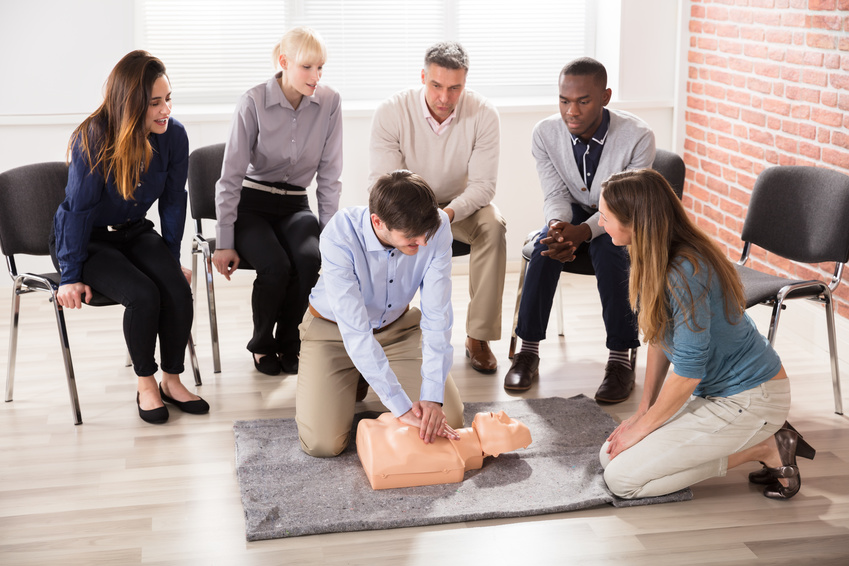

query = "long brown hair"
(68, 50), (168, 200)
(601, 169), (745, 347)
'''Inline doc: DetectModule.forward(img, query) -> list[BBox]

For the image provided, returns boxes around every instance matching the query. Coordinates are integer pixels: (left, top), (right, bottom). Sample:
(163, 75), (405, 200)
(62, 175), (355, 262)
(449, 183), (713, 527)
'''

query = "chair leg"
(202, 247), (221, 373)
(509, 257), (529, 359)
(50, 296), (82, 425)
(555, 276), (564, 337)
(187, 334), (202, 387)
(5, 279), (22, 402)
(823, 291), (843, 415)
(766, 300), (784, 345)
(191, 242), (199, 346)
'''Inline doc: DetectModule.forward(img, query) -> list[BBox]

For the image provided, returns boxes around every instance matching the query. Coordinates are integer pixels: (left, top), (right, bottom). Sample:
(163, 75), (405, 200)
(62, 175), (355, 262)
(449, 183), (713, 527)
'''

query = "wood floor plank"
(1, 271), (848, 564)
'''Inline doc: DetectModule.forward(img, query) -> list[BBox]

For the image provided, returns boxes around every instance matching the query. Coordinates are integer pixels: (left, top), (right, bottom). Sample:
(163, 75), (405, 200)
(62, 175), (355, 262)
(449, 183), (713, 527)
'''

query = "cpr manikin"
(356, 410), (532, 489)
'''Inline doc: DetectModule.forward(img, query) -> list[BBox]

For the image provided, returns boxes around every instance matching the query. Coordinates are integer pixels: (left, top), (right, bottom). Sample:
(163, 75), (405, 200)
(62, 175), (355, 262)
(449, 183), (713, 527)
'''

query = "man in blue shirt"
(504, 58), (655, 401)
(296, 170), (463, 457)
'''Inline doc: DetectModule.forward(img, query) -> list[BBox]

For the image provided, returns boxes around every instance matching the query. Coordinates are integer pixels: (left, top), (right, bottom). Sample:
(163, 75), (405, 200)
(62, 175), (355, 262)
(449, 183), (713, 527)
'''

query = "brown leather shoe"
(355, 375), (369, 402)
(465, 337), (498, 374)
(503, 352), (539, 391)
(594, 350), (637, 404)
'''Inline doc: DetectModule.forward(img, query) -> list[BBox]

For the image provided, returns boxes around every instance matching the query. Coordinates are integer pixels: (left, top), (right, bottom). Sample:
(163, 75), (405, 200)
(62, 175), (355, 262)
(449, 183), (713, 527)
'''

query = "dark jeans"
(65, 221), (193, 377)
(516, 204), (639, 351)
(234, 188), (320, 356)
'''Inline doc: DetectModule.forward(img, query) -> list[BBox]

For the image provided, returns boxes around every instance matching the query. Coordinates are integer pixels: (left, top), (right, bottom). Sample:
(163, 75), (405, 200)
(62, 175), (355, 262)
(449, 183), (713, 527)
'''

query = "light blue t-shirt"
(664, 257), (782, 398)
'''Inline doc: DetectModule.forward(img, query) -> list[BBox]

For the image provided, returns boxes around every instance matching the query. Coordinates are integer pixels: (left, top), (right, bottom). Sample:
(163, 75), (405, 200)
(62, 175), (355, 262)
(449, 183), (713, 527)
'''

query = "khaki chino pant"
(448, 203), (507, 342)
(295, 308), (464, 458)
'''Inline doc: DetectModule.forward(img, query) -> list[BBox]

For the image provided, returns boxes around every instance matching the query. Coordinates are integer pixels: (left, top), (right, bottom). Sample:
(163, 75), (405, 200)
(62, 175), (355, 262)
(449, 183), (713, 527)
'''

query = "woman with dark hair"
(597, 168), (813, 500)
(53, 50), (208, 424)
(213, 26), (342, 376)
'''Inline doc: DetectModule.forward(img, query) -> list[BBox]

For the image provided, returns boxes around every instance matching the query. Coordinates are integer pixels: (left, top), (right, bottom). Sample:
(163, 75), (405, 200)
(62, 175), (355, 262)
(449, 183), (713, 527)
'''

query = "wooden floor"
(1, 269), (847, 565)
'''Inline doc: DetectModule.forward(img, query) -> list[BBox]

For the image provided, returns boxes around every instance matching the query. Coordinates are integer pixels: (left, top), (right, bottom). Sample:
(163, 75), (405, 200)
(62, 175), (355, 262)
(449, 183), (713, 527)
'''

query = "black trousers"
(234, 188), (321, 356)
(68, 221), (193, 377)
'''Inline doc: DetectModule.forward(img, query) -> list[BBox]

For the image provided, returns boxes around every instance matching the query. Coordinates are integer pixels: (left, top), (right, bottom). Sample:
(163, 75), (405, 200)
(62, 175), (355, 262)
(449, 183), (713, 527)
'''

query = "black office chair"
(735, 166), (849, 415)
(189, 143), (263, 373)
(0, 162), (201, 425)
(508, 148), (687, 358)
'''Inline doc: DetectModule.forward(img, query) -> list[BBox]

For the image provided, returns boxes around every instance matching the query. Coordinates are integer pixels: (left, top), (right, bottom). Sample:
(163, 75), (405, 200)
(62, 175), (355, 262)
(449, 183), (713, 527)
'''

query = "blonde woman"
(213, 26), (342, 376)
(598, 168), (813, 500)
(53, 51), (208, 424)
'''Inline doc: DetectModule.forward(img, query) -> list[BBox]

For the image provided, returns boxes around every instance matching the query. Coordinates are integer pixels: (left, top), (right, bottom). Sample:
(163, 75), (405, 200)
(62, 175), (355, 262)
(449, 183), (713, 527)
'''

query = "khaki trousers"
(449, 203), (507, 341)
(295, 308), (464, 458)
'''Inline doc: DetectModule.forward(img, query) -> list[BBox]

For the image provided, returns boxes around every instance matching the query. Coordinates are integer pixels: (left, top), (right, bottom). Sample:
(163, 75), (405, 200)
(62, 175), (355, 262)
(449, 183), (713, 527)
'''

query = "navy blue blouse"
(54, 118), (189, 285)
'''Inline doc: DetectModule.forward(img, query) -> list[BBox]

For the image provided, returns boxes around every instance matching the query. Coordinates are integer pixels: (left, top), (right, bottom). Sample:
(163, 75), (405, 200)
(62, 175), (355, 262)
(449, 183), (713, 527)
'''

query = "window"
(139, 0), (591, 104)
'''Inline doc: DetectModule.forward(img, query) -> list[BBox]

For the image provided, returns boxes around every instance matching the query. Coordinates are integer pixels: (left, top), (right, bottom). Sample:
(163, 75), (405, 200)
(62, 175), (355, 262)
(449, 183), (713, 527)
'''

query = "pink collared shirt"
(420, 88), (456, 135)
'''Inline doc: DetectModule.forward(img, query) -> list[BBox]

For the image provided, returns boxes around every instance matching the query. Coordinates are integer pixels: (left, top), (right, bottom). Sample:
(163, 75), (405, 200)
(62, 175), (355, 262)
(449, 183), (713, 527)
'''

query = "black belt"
(103, 218), (145, 232)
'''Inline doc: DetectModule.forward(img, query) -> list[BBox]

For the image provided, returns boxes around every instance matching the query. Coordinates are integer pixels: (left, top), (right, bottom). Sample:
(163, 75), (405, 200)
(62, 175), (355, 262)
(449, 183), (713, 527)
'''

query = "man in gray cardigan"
(505, 58), (655, 402)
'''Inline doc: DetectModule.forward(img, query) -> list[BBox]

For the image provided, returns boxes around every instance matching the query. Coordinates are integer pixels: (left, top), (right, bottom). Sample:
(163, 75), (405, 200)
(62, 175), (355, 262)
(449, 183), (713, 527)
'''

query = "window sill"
(0, 98), (674, 126)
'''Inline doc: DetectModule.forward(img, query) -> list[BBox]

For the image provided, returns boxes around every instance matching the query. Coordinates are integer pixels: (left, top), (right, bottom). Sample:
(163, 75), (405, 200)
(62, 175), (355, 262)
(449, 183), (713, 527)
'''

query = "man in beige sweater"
(369, 41), (506, 374)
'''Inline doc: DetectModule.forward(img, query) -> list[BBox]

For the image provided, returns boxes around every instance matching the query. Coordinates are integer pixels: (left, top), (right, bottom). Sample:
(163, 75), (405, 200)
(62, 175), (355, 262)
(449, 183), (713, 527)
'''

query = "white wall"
(0, 0), (681, 279)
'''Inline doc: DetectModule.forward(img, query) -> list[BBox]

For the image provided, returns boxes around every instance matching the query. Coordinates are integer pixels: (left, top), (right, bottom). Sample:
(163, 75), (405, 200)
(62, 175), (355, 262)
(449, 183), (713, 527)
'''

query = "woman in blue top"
(53, 51), (208, 424)
(597, 168), (813, 500)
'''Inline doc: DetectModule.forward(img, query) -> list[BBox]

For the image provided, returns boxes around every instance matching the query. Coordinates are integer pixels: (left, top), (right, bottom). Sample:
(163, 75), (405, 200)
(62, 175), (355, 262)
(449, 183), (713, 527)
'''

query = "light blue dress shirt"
(309, 206), (453, 416)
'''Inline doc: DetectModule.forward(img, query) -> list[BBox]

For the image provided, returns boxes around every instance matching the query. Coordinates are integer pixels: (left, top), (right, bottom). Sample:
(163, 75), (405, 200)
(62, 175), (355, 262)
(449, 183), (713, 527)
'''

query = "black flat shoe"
(762, 421), (816, 500)
(254, 353), (281, 376)
(159, 384), (210, 415)
(137, 392), (169, 424)
(278, 352), (299, 374)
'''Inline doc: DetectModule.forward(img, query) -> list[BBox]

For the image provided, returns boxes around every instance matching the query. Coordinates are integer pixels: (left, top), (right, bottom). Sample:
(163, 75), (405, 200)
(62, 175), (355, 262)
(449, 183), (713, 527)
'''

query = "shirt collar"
(570, 108), (610, 146)
(362, 208), (389, 252)
(266, 71), (319, 111)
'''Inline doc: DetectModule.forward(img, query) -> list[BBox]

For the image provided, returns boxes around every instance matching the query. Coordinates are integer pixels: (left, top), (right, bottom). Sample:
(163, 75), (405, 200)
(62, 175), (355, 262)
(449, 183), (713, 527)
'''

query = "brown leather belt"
(308, 303), (409, 334)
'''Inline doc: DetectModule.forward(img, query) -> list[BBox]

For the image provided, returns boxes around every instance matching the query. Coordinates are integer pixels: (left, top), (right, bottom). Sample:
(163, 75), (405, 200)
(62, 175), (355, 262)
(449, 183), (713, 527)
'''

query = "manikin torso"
(356, 411), (532, 490)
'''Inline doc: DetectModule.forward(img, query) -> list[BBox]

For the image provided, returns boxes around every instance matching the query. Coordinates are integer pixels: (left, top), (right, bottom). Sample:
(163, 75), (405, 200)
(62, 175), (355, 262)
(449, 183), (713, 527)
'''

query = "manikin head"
(472, 411), (533, 457)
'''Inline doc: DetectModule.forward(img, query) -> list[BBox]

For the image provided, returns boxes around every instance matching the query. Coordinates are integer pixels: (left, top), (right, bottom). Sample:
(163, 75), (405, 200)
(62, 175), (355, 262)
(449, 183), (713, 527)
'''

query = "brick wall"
(684, 0), (849, 316)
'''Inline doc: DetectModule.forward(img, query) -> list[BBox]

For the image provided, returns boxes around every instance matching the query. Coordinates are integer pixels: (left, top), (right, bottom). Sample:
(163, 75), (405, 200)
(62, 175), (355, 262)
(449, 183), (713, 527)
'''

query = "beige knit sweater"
(368, 87), (500, 222)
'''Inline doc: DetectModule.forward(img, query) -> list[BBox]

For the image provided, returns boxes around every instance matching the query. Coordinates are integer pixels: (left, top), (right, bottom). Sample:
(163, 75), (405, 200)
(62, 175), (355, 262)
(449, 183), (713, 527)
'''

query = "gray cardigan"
(531, 108), (656, 240)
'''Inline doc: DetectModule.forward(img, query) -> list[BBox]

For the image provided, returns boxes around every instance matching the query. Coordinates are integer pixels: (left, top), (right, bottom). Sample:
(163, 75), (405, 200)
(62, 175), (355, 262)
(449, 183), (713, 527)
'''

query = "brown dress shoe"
(465, 337), (498, 374)
(594, 350), (637, 403)
(503, 352), (539, 391)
